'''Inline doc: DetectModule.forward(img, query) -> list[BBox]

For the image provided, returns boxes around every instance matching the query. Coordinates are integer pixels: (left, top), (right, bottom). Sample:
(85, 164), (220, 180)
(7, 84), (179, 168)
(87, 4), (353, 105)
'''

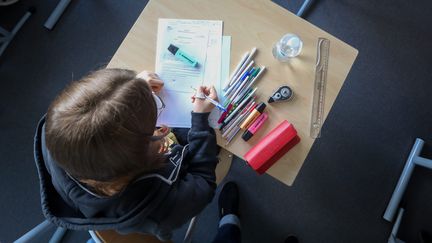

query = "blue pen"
(191, 87), (227, 112)
(240, 67), (254, 81)
(203, 96), (227, 112)
(228, 67), (255, 100)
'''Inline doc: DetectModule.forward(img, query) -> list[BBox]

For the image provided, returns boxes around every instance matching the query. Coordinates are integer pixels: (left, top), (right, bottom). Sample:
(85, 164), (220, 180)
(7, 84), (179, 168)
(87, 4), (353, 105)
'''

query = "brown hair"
(45, 68), (165, 183)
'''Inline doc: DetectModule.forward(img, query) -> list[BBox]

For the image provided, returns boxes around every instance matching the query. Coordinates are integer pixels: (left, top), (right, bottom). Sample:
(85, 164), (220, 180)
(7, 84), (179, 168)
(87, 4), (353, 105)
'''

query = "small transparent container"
(272, 33), (303, 62)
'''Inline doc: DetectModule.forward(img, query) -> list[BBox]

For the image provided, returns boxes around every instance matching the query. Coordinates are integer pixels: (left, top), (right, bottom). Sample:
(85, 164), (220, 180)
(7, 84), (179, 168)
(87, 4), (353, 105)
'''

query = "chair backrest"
(94, 230), (171, 243)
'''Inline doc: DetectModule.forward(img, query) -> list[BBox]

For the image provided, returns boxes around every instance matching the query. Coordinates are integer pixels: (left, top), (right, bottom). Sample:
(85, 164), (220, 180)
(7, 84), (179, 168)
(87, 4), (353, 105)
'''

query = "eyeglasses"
(152, 92), (165, 118)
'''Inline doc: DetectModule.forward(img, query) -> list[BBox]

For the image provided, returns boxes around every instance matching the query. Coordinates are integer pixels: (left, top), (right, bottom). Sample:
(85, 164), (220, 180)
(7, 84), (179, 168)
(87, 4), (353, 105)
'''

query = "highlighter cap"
(256, 102), (267, 113)
(242, 130), (253, 141)
(167, 44), (179, 55)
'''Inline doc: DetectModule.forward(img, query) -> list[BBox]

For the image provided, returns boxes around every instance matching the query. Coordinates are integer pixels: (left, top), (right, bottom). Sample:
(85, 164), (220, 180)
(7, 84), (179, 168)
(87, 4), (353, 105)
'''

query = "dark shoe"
(218, 181), (239, 218)
(284, 235), (299, 243)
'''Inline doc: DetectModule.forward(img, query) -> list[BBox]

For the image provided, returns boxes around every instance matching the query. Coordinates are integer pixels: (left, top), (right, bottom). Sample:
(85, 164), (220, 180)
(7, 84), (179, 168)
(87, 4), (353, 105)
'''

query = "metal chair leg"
(44, 0), (72, 30)
(296, 0), (312, 17)
(0, 8), (33, 57)
(14, 220), (53, 243)
(388, 208), (406, 243)
(49, 227), (68, 243)
(384, 138), (432, 222)
(14, 220), (68, 243)
(183, 216), (198, 243)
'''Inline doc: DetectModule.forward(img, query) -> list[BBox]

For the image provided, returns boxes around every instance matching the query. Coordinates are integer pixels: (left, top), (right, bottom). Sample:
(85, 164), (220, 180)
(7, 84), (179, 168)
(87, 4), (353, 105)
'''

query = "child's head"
(45, 68), (164, 182)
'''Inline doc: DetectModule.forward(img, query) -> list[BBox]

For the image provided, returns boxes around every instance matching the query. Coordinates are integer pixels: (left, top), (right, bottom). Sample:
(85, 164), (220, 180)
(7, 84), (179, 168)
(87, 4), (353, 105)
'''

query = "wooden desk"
(108, 0), (358, 186)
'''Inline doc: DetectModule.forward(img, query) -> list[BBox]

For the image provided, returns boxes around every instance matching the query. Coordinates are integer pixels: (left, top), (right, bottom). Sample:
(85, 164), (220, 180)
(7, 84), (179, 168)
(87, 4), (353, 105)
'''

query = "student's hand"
(137, 71), (164, 93)
(191, 86), (218, 113)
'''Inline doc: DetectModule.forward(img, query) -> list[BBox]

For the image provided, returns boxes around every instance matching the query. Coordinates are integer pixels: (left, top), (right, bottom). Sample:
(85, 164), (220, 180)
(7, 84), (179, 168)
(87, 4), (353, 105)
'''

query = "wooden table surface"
(108, 0), (358, 186)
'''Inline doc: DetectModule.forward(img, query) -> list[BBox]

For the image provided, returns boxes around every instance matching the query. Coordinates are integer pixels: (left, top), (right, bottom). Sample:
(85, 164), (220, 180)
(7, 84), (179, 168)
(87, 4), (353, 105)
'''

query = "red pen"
(242, 112), (268, 141)
(218, 104), (233, 124)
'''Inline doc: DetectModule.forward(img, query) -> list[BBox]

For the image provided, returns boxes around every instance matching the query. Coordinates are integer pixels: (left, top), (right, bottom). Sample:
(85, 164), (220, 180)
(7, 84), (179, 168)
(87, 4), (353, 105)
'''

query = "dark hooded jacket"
(33, 112), (218, 241)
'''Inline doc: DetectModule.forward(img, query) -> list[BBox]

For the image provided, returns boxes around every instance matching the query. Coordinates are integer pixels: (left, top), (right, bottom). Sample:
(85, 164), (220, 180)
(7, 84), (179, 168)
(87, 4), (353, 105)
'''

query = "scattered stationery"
(218, 47), (268, 143)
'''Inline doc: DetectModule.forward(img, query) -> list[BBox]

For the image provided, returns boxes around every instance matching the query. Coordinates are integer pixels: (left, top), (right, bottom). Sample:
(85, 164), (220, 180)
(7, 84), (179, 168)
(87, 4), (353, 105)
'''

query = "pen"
(228, 47), (257, 87)
(224, 52), (249, 90)
(222, 112), (248, 138)
(225, 126), (241, 145)
(240, 67), (254, 82)
(221, 101), (255, 135)
(220, 95), (255, 131)
(224, 103), (257, 141)
(217, 104), (233, 124)
(233, 66), (266, 104)
(233, 88), (253, 107)
(223, 88), (257, 124)
(223, 103), (257, 136)
(229, 68), (258, 102)
(225, 102), (257, 145)
(224, 61), (254, 97)
(191, 87), (227, 112)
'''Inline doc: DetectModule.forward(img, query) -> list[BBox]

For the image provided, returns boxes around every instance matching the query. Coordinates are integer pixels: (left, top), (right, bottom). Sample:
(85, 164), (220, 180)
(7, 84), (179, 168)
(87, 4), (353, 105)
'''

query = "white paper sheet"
(208, 36), (231, 127)
(155, 19), (210, 92)
(155, 19), (228, 128)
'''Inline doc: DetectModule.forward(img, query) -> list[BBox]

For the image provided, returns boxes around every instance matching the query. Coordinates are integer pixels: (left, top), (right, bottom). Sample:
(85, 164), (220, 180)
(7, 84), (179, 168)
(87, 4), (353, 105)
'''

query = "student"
(33, 68), (219, 241)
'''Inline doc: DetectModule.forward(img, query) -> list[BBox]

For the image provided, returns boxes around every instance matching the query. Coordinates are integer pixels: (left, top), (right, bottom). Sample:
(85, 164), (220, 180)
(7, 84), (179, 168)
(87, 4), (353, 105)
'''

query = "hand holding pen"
(191, 86), (223, 113)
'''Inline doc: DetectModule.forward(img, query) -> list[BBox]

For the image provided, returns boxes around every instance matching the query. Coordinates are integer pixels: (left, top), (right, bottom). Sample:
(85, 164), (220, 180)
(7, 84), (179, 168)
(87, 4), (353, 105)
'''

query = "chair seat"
(95, 230), (170, 243)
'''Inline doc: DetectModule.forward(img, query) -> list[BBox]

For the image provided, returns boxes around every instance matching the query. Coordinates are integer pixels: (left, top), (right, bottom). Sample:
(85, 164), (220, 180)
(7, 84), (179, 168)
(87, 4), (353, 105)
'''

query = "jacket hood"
(33, 116), (179, 231)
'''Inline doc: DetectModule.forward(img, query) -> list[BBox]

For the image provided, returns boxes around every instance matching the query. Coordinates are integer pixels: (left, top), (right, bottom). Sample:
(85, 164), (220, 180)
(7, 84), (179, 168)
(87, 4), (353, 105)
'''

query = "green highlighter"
(168, 44), (198, 67)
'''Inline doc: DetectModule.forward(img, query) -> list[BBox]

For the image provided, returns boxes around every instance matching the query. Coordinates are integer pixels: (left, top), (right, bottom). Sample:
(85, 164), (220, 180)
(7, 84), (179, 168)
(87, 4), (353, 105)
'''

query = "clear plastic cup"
(272, 33), (303, 62)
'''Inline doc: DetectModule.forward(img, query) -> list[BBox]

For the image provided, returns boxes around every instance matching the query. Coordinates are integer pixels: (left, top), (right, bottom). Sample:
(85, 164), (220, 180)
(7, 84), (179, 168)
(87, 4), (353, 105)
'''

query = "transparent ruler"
(310, 38), (330, 138)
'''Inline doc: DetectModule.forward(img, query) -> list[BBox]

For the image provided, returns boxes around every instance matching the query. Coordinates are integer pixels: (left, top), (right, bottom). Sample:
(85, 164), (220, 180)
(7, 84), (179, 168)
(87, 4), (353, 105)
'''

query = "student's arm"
(155, 86), (219, 229)
(185, 85), (219, 188)
(157, 112), (218, 229)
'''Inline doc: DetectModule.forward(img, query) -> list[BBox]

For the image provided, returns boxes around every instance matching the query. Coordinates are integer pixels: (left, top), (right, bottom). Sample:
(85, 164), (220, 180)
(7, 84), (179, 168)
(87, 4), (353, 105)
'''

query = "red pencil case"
(244, 120), (300, 174)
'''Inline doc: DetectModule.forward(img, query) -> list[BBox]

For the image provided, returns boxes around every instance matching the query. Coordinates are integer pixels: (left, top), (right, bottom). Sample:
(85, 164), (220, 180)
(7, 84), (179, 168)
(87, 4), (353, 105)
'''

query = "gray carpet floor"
(1, 0), (431, 242)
